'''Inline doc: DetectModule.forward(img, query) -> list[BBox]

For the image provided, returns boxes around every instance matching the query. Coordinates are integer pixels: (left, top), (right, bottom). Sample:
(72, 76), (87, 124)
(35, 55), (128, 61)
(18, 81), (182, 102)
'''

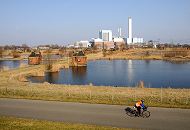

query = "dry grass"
(87, 49), (163, 60)
(87, 52), (103, 60)
(0, 116), (132, 130)
(86, 49), (190, 61)
(0, 78), (189, 108)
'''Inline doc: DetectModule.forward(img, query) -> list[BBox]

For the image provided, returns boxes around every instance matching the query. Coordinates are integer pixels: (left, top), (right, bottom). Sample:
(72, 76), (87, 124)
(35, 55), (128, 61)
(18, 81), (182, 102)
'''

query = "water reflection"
(29, 76), (45, 83)
(71, 66), (87, 81)
(0, 61), (5, 70)
(13, 60), (20, 68)
(145, 60), (150, 64)
(0, 60), (27, 71)
(127, 60), (134, 83)
(45, 72), (59, 84)
(166, 60), (189, 64)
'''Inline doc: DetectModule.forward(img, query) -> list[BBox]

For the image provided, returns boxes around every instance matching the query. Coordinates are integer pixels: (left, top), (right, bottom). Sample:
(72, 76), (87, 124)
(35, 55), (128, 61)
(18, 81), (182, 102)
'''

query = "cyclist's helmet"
(141, 100), (144, 103)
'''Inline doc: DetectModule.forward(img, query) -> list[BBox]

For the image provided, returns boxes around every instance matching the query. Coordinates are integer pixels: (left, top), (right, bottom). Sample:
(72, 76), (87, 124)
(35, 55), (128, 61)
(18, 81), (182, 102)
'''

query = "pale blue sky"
(0, 0), (190, 45)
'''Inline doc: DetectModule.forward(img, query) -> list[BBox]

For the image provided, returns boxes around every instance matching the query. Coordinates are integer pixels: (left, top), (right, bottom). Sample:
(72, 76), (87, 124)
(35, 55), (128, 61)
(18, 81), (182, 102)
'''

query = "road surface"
(0, 98), (190, 130)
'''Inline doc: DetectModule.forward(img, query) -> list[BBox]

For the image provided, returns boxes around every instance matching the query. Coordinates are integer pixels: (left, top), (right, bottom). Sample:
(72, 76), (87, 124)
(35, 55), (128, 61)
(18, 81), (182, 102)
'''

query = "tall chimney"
(128, 17), (132, 44)
(118, 27), (122, 37)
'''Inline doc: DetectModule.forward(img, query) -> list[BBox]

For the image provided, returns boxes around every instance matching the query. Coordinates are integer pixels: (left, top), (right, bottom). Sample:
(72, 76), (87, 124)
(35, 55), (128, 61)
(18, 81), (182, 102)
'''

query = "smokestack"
(128, 17), (132, 44)
(118, 27), (122, 37)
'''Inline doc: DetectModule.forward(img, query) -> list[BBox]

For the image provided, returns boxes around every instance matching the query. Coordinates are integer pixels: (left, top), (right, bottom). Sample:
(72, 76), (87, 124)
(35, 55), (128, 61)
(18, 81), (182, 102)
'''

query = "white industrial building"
(68, 17), (144, 49)
(113, 37), (125, 43)
(74, 40), (91, 48)
(67, 44), (74, 48)
(91, 38), (103, 43)
(113, 37), (126, 50)
(127, 17), (144, 44)
(132, 38), (144, 44)
(91, 38), (115, 50)
(77, 16), (144, 50)
(99, 30), (113, 41)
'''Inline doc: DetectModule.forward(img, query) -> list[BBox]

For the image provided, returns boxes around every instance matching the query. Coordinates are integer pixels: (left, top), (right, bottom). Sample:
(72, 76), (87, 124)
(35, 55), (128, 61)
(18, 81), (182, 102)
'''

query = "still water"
(0, 60), (27, 71)
(29, 60), (190, 88)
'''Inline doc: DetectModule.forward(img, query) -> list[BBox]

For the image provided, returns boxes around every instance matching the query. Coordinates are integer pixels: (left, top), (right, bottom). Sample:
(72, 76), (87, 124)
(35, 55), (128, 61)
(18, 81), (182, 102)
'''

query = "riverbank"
(87, 49), (190, 62)
(0, 65), (189, 109)
(1, 48), (190, 62)
(0, 116), (131, 130)
(0, 58), (28, 61)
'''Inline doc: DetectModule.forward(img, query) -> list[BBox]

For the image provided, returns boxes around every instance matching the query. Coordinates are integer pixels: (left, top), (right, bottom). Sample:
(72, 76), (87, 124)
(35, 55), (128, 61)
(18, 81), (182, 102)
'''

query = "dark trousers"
(135, 105), (141, 115)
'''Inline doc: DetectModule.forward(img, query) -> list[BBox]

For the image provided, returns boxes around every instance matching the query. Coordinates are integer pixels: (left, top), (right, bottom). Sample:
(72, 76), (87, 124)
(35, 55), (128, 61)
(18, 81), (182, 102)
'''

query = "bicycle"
(125, 106), (150, 118)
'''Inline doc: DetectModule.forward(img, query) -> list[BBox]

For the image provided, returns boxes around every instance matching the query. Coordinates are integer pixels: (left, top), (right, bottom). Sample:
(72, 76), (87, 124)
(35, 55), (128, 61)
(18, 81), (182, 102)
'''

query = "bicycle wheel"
(142, 111), (150, 118)
(126, 111), (134, 117)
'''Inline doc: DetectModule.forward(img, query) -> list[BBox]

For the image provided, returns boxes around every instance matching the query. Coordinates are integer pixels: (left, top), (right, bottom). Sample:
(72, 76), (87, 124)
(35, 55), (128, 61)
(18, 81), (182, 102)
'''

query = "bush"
(164, 51), (188, 57)
(12, 50), (20, 58)
(0, 48), (2, 58)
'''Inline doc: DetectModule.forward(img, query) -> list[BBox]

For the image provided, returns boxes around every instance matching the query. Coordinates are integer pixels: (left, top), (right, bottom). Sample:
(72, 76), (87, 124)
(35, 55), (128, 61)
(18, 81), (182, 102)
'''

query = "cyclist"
(134, 100), (145, 116)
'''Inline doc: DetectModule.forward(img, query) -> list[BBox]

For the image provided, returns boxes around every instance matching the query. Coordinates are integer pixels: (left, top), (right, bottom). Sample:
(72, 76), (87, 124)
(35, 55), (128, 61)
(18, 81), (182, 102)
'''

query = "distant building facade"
(99, 30), (112, 41)
(113, 37), (126, 49)
(132, 38), (144, 44)
(91, 38), (103, 49)
(92, 38), (115, 50)
(68, 40), (91, 48)
(78, 40), (91, 48)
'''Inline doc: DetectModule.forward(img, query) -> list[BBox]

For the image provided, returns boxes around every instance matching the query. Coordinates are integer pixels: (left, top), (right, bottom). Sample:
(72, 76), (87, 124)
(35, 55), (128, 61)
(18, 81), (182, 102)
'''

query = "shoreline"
(0, 58), (28, 61)
(86, 49), (190, 61)
(87, 54), (190, 62)
(0, 57), (162, 61)
(1, 58), (190, 62)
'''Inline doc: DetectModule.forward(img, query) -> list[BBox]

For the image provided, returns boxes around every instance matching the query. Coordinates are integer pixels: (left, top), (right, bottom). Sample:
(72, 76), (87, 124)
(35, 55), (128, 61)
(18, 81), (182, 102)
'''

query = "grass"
(0, 80), (189, 108)
(0, 116), (132, 130)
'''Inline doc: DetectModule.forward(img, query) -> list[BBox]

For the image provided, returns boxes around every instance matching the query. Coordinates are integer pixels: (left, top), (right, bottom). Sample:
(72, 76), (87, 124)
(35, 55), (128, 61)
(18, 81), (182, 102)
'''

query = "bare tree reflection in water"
(0, 61), (4, 70)
(71, 66), (87, 84)
(45, 72), (59, 84)
(145, 60), (150, 64)
(29, 76), (45, 83)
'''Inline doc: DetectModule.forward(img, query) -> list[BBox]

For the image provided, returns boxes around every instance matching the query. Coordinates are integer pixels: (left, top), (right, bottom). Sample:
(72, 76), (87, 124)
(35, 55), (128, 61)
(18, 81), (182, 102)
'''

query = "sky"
(0, 0), (190, 46)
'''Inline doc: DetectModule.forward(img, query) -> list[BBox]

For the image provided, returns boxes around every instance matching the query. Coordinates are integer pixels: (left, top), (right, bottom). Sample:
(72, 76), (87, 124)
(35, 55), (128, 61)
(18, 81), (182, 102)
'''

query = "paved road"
(0, 98), (190, 130)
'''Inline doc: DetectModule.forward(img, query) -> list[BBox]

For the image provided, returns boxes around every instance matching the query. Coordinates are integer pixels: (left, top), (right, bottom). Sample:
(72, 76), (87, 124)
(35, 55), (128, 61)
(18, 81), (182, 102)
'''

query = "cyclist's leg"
(137, 106), (141, 116)
(134, 105), (138, 116)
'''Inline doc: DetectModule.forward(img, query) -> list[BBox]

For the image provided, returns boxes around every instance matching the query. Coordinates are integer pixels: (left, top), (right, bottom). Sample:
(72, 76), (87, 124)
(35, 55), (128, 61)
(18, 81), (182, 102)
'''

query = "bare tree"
(0, 47), (3, 58)
(119, 44), (126, 51)
(45, 49), (52, 71)
(12, 50), (20, 58)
